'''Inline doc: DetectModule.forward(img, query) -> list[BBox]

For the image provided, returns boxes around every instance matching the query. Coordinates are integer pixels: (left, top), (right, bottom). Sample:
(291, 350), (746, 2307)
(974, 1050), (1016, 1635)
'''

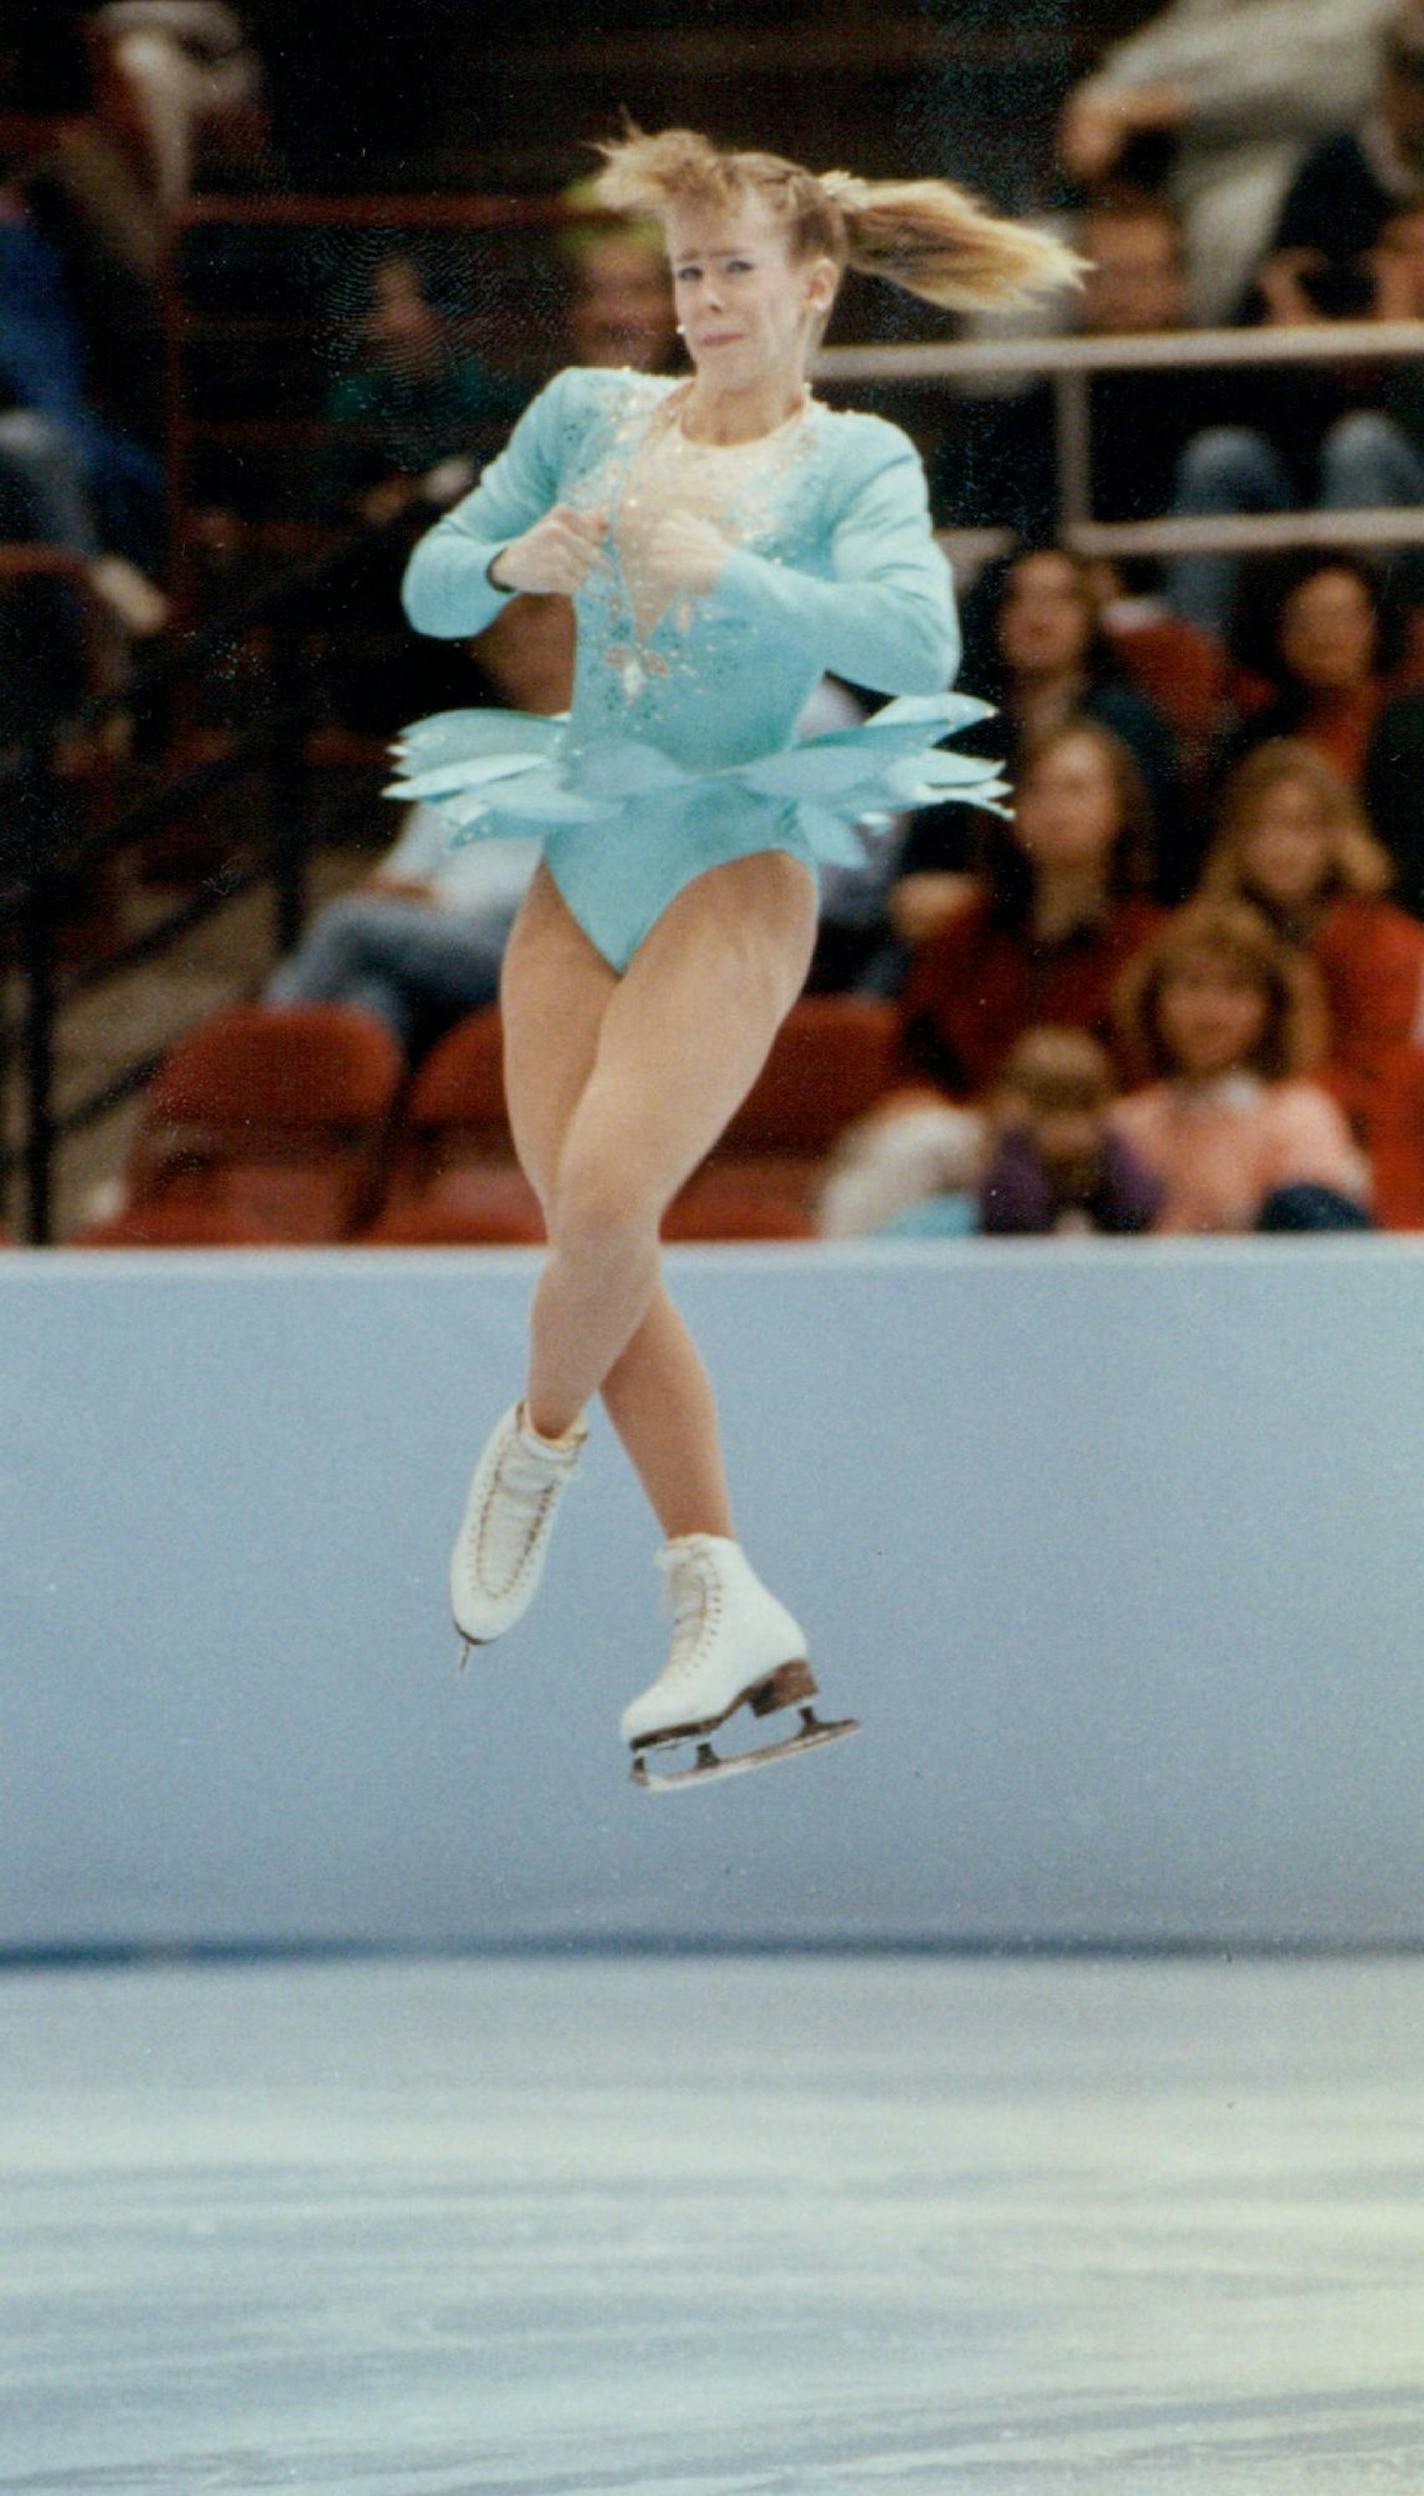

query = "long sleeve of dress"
(714, 425), (960, 697)
(400, 368), (572, 640)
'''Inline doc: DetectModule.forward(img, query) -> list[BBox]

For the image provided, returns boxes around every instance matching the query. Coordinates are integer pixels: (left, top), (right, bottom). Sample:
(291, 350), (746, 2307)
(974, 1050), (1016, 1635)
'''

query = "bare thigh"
(554, 848), (819, 1226)
(499, 862), (617, 1213)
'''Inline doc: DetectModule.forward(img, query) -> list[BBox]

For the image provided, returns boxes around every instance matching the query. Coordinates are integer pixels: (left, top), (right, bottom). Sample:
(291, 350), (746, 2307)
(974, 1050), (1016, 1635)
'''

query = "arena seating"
(73, 1004), (405, 1247)
(1367, 1045), (1424, 1230)
(359, 994), (898, 1245)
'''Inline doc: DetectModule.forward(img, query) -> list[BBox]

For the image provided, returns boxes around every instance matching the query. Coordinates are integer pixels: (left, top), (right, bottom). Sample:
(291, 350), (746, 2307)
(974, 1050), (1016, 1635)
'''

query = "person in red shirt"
(1201, 737), (1424, 1140)
(896, 718), (1164, 1100)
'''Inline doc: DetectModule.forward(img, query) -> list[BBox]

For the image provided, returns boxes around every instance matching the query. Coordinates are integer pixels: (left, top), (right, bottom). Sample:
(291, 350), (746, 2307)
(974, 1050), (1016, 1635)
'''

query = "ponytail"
(588, 121), (1083, 313)
(821, 170), (1085, 313)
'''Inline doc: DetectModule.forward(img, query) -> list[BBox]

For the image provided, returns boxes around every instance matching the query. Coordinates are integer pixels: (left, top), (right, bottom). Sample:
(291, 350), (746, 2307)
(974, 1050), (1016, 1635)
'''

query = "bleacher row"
(16, 989), (1415, 1249)
(65, 995), (904, 1249)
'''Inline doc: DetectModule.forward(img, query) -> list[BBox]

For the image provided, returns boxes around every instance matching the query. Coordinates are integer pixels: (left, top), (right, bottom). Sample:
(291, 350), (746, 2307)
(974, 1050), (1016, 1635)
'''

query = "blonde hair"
(1205, 739), (1394, 905)
(587, 121), (1085, 313)
(1114, 898), (1326, 1083)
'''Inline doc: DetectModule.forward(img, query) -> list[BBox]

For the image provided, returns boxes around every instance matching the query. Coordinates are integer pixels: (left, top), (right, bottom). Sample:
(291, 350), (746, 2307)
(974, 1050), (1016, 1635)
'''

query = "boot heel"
(750, 1659), (818, 1717)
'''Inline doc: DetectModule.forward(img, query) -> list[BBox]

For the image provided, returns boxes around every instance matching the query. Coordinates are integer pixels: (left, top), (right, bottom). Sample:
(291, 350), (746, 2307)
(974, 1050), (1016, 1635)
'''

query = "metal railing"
(818, 318), (1424, 562)
(0, 504), (419, 1244)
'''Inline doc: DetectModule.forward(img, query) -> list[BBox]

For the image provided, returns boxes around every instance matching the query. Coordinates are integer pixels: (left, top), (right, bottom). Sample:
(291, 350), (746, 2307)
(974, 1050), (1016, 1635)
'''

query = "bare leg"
(522, 848), (818, 1435)
(500, 869), (736, 1536)
(499, 855), (815, 1536)
(599, 1291), (735, 1540)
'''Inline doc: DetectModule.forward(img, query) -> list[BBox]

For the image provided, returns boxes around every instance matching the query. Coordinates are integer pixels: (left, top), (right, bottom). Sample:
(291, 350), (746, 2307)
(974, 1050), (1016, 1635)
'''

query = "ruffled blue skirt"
(385, 691), (1008, 973)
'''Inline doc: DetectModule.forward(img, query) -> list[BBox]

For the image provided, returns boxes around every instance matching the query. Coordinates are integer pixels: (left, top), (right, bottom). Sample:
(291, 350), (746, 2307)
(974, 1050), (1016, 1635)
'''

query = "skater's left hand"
(641, 513), (732, 600)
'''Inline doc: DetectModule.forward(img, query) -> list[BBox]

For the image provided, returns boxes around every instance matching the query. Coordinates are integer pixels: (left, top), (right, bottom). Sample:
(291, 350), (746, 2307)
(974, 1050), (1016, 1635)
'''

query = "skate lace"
(475, 1434), (568, 1591)
(657, 1546), (723, 1683)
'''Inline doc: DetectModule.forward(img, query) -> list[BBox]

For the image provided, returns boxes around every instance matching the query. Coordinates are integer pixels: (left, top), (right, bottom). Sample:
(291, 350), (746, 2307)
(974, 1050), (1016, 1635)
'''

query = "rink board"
(2, 1238), (1422, 1950)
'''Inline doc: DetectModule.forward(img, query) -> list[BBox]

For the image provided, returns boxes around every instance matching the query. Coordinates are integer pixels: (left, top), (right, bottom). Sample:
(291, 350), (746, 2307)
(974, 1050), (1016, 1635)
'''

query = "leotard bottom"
(386, 690), (1010, 975)
(539, 785), (816, 974)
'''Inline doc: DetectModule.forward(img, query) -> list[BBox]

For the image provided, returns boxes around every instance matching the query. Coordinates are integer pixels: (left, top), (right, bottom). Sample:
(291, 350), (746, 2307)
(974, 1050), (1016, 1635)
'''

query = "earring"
(675, 322), (686, 335)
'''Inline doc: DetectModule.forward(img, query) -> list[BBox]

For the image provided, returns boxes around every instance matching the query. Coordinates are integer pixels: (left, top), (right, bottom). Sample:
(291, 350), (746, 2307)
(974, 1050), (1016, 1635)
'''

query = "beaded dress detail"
(390, 366), (1007, 919)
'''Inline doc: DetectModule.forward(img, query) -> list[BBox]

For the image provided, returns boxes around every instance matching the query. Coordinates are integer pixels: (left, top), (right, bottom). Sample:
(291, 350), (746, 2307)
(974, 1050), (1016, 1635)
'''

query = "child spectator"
(1202, 738), (1424, 1134)
(1113, 897), (1372, 1229)
(895, 719), (1164, 1098)
(978, 1028), (1165, 1236)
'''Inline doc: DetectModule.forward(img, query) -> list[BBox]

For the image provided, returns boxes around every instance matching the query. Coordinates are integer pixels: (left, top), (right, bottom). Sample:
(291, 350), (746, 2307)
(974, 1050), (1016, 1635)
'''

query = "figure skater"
(391, 122), (1081, 1787)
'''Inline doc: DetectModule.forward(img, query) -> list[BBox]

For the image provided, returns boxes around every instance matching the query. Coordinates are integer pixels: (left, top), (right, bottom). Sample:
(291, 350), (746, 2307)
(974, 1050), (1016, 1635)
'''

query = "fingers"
(504, 504), (610, 592)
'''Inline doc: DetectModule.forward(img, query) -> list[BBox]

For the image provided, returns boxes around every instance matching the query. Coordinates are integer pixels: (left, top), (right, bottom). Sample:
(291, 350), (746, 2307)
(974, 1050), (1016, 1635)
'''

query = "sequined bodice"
(610, 385), (815, 641)
(563, 373), (826, 767)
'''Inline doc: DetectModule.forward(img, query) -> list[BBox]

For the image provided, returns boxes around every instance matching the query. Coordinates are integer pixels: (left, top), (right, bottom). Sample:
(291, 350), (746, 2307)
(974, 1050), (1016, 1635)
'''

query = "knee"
(1320, 410), (1410, 488)
(1177, 425), (1274, 495)
(549, 1137), (663, 1260)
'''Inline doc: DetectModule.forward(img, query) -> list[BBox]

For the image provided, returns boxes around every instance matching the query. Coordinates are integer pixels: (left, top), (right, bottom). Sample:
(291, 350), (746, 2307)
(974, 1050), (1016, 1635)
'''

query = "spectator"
(268, 588), (559, 1050)
(977, 1027), (1165, 1235)
(265, 804), (539, 1057)
(315, 252), (535, 735)
(92, 4), (267, 209)
(1167, 3), (1424, 636)
(0, 167), (167, 600)
(1058, 0), (1395, 322)
(895, 719), (1165, 1099)
(317, 251), (528, 527)
(940, 197), (1236, 558)
(1215, 552), (1424, 909)
(1201, 737), (1424, 1132)
(1113, 896), (1372, 1228)
(557, 181), (680, 373)
(893, 548), (1184, 929)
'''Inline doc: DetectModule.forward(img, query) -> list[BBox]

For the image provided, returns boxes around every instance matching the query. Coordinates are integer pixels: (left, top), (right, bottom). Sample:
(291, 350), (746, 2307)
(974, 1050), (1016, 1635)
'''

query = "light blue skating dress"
(391, 364), (1007, 973)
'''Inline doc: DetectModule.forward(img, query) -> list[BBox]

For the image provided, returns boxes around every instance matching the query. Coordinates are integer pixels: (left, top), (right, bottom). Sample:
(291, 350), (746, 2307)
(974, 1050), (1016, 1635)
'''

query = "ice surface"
(3, 1954), (1423, 2493)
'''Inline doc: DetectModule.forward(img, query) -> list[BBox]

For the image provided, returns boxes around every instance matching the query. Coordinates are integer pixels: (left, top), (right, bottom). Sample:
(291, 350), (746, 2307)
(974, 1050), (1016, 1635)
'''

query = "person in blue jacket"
(392, 120), (1080, 1786)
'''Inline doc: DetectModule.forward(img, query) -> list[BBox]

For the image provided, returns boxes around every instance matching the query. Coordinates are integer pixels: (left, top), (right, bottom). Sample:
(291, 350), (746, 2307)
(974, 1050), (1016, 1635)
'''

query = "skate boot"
(449, 1400), (586, 1659)
(624, 1534), (859, 1792)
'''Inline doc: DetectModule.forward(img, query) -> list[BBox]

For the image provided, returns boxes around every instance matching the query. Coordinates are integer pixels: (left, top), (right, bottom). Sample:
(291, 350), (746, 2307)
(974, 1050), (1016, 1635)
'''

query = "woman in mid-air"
(392, 122), (1080, 1787)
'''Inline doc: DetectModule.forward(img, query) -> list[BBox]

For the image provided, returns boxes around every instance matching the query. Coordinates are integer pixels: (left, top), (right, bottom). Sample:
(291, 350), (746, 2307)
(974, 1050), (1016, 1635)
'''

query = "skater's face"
(1278, 567), (1379, 693)
(998, 552), (1096, 677)
(1237, 774), (1337, 912)
(1157, 950), (1269, 1081)
(665, 199), (837, 388)
(1013, 729), (1121, 875)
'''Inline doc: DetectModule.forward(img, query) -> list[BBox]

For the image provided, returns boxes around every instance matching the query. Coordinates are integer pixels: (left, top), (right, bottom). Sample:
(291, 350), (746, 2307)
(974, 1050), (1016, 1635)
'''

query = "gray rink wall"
(3, 1238), (1422, 1952)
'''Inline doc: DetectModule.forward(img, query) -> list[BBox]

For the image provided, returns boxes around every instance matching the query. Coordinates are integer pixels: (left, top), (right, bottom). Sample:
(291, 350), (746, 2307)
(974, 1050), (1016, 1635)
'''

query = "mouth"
(696, 332), (743, 349)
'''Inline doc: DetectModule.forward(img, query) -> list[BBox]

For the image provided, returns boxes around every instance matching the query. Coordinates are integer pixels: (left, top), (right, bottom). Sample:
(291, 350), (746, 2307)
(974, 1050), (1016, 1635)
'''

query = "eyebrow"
(670, 246), (760, 263)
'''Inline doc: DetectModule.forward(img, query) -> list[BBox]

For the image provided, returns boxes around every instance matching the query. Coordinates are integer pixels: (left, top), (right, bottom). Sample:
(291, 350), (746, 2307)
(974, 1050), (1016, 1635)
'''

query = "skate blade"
(454, 1626), (489, 1672)
(630, 1707), (861, 1794)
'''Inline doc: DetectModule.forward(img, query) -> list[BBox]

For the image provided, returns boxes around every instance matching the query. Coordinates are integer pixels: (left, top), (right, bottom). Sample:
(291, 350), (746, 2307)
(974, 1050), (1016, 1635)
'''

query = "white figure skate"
(624, 1534), (859, 1792)
(450, 1400), (586, 1661)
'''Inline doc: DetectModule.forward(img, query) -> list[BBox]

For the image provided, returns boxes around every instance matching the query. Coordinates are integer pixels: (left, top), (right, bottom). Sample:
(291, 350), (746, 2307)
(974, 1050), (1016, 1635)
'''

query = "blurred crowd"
(7, 0), (1424, 1237)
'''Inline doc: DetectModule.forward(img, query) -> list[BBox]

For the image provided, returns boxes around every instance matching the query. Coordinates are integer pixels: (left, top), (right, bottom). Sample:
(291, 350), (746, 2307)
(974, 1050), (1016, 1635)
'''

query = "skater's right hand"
(490, 506), (608, 595)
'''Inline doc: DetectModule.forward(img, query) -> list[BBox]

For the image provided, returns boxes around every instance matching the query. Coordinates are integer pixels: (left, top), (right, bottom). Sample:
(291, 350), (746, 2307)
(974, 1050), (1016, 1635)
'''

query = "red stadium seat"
(359, 1006), (520, 1241)
(364, 1165), (545, 1246)
(362, 997), (900, 1245)
(1367, 1044), (1424, 1229)
(718, 998), (898, 1152)
(72, 1003), (405, 1246)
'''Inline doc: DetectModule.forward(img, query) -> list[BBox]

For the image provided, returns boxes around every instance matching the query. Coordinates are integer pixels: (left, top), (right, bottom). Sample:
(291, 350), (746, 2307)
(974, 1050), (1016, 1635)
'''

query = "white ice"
(3, 1953), (1423, 2493)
